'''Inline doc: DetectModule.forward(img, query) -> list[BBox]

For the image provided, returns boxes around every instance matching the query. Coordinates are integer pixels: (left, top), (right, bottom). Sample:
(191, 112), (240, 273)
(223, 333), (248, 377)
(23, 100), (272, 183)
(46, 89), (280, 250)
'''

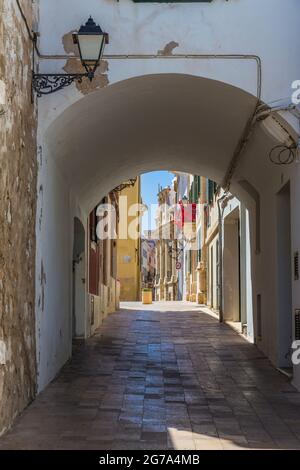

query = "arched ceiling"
(45, 74), (275, 212)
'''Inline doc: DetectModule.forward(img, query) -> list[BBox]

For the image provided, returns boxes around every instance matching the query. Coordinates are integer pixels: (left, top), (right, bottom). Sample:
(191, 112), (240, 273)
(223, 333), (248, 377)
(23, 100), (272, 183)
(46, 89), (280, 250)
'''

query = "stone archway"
(36, 73), (300, 392)
(44, 74), (260, 213)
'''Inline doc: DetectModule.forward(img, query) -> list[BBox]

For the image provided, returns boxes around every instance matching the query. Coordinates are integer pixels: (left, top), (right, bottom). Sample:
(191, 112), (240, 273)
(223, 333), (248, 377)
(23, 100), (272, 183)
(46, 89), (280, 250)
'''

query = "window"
(189, 177), (201, 204)
(193, 175), (201, 203)
(89, 243), (99, 295)
(207, 180), (215, 205)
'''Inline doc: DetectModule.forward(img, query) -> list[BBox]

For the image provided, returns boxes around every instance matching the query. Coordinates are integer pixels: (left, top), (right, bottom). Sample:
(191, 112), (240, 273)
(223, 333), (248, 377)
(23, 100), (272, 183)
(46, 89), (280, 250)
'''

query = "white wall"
(234, 128), (300, 387)
(35, 0), (300, 392)
(35, 144), (70, 390)
(35, 140), (87, 390)
(38, 0), (300, 131)
(291, 166), (300, 389)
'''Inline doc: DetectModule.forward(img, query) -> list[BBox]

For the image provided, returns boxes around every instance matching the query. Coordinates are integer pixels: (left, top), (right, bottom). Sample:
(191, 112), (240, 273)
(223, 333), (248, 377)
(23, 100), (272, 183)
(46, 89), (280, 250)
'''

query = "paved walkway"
(1, 302), (300, 450)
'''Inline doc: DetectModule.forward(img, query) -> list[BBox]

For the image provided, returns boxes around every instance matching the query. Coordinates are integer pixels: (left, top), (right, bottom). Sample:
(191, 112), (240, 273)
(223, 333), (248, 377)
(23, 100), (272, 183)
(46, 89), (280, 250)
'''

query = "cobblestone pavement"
(1, 302), (300, 450)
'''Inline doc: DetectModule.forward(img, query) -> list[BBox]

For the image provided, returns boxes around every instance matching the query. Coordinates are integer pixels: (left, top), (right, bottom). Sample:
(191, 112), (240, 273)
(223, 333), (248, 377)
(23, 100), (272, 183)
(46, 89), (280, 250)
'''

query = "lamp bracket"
(32, 72), (93, 97)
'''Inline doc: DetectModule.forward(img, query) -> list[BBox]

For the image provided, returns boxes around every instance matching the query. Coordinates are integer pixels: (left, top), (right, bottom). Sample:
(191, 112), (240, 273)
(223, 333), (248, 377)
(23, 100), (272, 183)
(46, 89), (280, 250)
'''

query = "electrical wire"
(269, 144), (296, 165)
(15, 0), (40, 56)
(224, 102), (299, 189)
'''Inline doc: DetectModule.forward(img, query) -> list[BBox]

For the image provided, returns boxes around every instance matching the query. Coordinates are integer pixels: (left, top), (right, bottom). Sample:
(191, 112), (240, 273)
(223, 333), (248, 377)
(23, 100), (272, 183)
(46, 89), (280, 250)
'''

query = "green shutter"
(208, 180), (214, 205)
(189, 182), (194, 203)
(191, 176), (201, 203)
(194, 176), (198, 203)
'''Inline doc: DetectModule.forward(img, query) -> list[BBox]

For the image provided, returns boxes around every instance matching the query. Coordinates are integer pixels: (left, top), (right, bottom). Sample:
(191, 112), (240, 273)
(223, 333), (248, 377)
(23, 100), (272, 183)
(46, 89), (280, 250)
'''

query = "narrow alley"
(1, 303), (300, 451)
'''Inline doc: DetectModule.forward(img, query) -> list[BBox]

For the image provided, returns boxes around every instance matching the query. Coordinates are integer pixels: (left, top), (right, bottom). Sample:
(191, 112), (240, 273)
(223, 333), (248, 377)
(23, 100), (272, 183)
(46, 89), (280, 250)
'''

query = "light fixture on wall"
(32, 17), (109, 97)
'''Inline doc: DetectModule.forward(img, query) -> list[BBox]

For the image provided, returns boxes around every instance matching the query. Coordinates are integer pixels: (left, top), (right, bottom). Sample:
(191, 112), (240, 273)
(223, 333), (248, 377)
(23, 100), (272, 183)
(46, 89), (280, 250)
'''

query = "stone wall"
(0, 0), (38, 434)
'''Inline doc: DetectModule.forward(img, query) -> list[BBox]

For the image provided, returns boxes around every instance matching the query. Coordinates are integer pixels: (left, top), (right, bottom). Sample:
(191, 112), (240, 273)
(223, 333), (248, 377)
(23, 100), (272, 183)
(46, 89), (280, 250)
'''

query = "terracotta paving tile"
(220, 436), (249, 450)
(195, 439), (223, 450)
(1, 303), (300, 450)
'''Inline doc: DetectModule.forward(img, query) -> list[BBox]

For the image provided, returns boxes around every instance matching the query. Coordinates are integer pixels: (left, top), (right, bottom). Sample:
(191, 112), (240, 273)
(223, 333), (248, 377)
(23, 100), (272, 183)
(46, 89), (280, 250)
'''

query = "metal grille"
(294, 252), (299, 281)
(295, 310), (300, 341)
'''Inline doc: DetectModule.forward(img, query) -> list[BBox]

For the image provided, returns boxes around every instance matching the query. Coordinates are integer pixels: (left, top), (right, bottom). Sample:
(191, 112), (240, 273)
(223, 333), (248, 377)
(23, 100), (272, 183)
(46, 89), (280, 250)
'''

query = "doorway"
(73, 218), (86, 339)
(223, 207), (241, 322)
(276, 181), (293, 369)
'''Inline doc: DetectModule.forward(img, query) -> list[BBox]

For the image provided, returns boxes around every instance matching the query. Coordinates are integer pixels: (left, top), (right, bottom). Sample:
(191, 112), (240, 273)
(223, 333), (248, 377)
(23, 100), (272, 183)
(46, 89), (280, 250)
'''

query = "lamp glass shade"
(74, 17), (107, 71)
(77, 34), (105, 64)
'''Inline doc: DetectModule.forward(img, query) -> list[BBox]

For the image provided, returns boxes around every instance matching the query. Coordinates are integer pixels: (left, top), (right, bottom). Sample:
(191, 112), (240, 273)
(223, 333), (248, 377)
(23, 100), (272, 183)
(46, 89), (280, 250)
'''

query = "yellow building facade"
(117, 178), (141, 301)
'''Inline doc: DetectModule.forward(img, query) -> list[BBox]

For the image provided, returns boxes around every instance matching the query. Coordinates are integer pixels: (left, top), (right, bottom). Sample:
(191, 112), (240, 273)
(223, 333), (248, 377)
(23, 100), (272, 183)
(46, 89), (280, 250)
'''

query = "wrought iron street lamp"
(33, 17), (109, 97)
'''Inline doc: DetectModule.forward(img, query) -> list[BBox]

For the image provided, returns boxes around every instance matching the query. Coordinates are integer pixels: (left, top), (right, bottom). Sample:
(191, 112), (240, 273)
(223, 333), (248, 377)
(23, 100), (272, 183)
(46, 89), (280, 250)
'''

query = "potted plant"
(142, 288), (153, 305)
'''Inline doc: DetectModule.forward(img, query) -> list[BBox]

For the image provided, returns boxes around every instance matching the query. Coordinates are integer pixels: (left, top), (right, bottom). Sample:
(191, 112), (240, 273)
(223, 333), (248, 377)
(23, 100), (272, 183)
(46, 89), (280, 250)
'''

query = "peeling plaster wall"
(62, 31), (109, 94)
(0, 0), (38, 434)
(35, 143), (75, 391)
(35, 128), (87, 391)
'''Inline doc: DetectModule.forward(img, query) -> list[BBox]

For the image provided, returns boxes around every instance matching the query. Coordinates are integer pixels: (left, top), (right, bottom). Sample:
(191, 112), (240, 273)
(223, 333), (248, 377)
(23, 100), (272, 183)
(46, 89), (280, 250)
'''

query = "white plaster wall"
(38, 0), (300, 130)
(35, 144), (72, 390)
(291, 164), (300, 389)
(35, 139), (88, 390)
(234, 124), (300, 387)
(35, 0), (300, 393)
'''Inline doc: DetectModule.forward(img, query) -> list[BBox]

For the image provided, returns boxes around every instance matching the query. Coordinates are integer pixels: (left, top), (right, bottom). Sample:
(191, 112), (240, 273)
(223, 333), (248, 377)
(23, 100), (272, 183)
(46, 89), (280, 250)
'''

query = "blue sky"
(141, 171), (174, 233)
